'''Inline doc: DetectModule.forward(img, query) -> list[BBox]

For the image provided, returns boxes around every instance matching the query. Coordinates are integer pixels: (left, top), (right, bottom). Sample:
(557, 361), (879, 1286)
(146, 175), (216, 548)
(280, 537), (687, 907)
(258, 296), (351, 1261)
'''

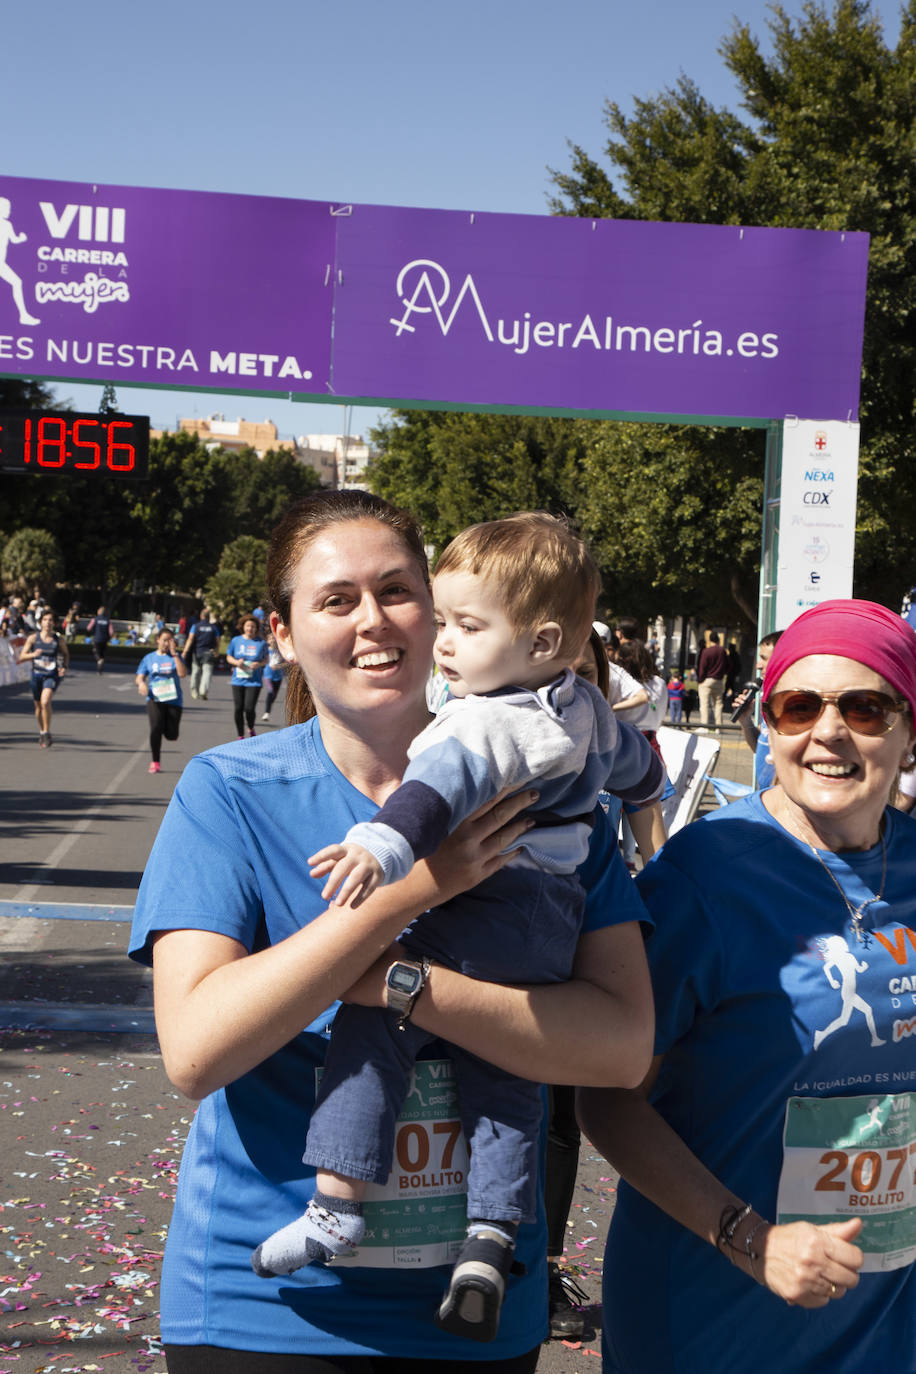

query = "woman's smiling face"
(767, 654), (915, 849)
(273, 519), (434, 730)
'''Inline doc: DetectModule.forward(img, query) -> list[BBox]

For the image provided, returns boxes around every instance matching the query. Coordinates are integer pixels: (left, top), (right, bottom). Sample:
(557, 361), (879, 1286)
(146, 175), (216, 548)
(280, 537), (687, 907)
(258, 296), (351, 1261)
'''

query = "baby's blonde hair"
(434, 512), (600, 663)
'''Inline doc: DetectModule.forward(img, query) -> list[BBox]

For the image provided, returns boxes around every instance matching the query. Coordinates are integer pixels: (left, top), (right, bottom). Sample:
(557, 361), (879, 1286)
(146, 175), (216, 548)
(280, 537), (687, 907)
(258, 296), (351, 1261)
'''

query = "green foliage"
(367, 410), (765, 624)
(127, 433), (240, 593)
(2, 526), (64, 594)
(231, 447), (323, 538)
(549, 76), (756, 226)
(0, 423), (323, 608)
(575, 422), (765, 623)
(204, 535), (269, 629)
(549, 0), (916, 606)
(0, 378), (64, 410)
(368, 411), (588, 559)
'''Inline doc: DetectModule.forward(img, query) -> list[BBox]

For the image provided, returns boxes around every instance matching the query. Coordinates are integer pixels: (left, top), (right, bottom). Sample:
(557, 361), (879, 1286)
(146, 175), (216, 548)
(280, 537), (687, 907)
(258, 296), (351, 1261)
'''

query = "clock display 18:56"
(0, 410), (150, 480)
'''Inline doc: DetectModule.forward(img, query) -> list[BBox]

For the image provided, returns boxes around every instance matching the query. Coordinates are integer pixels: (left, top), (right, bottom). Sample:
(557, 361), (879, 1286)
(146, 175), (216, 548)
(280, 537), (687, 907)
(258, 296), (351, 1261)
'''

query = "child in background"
(252, 513), (664, 1343)
(667, 670), (685, 726)
(682, 666), (699, 725)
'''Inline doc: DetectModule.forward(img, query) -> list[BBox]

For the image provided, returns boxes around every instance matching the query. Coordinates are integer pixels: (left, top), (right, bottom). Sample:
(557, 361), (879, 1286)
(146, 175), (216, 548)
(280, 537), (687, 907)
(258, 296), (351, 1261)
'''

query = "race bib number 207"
(777, 1093), (916, 1272)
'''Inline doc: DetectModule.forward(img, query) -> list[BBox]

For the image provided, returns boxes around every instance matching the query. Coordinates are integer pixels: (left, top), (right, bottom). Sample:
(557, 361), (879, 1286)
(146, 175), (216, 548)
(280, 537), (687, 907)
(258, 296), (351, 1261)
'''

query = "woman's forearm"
(612, 689), (649, 713)
(577, 1077), (744, 1249)
(577, 1080), (866, 1305)
(739, 715), (760, 749)
(153, 792), (537, 1100)
(154, 862), (453, 1100)
(627, 803), (667, 861)
(407, 924), (654, 1088)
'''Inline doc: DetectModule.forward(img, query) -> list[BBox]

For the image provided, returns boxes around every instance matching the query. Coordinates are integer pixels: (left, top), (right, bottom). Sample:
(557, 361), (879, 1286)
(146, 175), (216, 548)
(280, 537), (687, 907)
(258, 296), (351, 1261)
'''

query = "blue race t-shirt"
(129, 718), (648, 1359)
(602, 791), (916, 1374)
(228, 634), (267, 687)
(137, 651), (183, 706)
(192, 621), (220, 655)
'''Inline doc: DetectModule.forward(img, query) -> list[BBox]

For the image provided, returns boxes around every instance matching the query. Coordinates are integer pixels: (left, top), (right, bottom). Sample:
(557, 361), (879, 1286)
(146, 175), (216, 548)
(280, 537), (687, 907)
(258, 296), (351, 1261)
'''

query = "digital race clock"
(0, 410), (150, 480)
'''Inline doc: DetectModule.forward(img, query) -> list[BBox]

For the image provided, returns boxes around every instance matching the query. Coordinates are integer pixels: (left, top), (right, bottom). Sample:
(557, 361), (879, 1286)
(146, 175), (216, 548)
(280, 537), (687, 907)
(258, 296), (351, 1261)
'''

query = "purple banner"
(0, 176), (869, 421)
(332, 206), (869, 421)
(0, 175), (335, 395)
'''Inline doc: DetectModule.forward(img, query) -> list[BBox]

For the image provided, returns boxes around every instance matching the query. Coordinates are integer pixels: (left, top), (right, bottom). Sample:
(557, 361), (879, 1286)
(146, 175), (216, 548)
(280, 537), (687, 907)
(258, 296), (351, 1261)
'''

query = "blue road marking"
(1, 900), (148, 1032)
(0, 1002), (155, 1033)
(0, 900), (134, 922)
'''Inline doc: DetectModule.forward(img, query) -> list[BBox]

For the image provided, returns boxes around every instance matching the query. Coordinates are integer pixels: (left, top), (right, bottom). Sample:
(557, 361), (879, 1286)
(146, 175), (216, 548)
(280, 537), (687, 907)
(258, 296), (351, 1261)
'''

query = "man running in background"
(87, 606), (113, 674)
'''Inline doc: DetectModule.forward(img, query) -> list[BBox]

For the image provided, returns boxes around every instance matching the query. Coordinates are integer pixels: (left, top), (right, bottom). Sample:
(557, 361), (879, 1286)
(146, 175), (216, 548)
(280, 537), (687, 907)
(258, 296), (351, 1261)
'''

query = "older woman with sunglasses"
(579, 599), (916, 1374)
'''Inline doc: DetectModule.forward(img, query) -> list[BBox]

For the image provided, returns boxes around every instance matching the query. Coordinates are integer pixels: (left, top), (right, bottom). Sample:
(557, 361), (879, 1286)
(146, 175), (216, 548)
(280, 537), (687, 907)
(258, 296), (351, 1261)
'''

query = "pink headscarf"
(762, 599), (916, 720)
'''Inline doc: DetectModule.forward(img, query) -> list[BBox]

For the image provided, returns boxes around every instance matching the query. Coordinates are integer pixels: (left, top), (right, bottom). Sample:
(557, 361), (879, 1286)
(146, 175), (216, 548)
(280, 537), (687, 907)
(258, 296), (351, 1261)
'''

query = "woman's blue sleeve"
(579, 804), (651, 936)
(128, 756), (264, 966)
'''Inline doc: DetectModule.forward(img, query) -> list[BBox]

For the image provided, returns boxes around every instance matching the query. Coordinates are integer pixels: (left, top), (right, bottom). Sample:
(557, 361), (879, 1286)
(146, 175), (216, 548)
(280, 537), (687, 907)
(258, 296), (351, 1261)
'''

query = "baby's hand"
(309, 842), (384, 907)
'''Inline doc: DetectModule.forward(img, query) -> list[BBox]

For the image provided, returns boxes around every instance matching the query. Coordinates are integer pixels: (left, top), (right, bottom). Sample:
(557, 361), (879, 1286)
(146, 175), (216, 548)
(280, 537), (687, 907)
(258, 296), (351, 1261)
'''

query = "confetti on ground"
(0, 1028), (189, 1374)
(2, 1039), (619, 1374)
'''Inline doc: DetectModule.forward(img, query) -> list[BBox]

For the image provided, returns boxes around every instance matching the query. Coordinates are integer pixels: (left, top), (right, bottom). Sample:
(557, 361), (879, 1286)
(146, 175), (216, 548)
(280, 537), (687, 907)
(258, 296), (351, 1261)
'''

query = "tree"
(367, 410), (765, 625)
(98, 384), (119, 415)
(2, 526), (64, 595)
(575, 422), (765, 624)
(204, 535), (269, 629)
(550, 0), (916, 607)
(0, 425), (324, 609)
(0, 378), (66, 410)
(125, 433), (241, 594)
(231, 447), (323, 539)
(368, 411), (589, 559)
(0, 432), (219, 605)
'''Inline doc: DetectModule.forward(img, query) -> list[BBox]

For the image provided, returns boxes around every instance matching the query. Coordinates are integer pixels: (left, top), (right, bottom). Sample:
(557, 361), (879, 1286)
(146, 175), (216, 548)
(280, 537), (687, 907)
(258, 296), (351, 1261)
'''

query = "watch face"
(389, 964), (421, 995)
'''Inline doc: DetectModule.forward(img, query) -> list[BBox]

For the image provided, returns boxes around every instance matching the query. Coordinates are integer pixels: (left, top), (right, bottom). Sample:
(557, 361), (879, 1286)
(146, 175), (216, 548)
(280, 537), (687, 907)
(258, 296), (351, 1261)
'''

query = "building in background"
(175, 415), (296, 457)
(151, 417), (372, 488)
(296, 433), (371, 488)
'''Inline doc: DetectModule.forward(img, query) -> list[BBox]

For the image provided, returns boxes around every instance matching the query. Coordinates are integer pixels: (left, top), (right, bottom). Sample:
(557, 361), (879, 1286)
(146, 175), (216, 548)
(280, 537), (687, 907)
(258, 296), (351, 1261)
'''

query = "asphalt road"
(0, 656), (243, 908)
(0, 657), (251, 1035)
(0, 662), (613, 1373)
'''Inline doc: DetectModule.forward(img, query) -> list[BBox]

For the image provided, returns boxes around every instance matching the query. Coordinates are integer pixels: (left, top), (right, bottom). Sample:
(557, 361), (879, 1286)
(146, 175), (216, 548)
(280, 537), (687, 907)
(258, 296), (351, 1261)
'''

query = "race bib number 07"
(777, 1093), (916, 1271)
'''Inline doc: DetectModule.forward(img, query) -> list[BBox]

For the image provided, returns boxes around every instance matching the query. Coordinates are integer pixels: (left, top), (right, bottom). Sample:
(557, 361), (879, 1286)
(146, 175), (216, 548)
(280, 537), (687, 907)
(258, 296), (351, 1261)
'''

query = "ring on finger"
(829, 1282), (837, 1296)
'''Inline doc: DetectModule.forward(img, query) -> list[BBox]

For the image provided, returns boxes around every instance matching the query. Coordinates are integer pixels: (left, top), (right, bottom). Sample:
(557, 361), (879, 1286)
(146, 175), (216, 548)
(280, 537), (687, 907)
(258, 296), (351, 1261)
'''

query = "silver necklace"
(808, 831), (887, 946)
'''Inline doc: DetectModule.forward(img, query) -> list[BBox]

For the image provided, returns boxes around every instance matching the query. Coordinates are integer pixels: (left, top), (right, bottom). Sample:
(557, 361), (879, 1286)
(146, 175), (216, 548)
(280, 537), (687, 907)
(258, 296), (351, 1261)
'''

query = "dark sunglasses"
(762, 688), (907, 737)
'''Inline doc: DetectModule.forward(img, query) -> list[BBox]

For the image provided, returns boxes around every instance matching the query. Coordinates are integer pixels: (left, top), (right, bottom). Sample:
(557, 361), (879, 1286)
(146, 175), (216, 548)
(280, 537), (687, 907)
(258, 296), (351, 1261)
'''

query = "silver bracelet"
(716, 1202), (751, 1261)
(744, 1218), (769, 1282)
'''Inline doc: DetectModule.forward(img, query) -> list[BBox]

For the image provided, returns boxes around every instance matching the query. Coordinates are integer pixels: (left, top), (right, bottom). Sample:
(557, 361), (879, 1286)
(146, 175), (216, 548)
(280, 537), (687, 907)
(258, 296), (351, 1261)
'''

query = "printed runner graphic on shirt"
(813, 935), (885, 1051)
(317, 1059), (469, 1269)
(777, 1092), (916, 1271)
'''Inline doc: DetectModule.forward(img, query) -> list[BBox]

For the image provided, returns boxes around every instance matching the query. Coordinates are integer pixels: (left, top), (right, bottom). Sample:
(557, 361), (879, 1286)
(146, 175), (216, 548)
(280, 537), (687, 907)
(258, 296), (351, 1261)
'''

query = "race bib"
(777, 1093), (916, 1271)
(316, 1058), (469, 1269)
(151, 676), (178, 703)
(34, 656), (57, 673)
(236, 662), (253, 679)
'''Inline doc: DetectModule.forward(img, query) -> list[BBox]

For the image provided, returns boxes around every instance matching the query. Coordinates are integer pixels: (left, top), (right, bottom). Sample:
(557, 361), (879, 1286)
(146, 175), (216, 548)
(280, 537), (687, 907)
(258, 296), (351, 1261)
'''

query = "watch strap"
(387, 956), (432, 1030)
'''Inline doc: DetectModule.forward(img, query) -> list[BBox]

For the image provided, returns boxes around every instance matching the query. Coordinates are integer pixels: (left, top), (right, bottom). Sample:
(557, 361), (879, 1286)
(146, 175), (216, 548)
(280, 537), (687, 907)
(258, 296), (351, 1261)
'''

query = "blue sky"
(3, 0), (903, 443)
